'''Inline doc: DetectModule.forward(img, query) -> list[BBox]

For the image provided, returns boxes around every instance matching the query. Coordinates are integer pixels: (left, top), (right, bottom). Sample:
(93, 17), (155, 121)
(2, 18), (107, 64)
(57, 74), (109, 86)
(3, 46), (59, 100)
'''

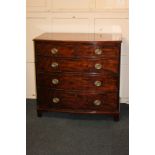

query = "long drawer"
(36, 56), (119, 74)
(35, 41), (119, 58)
(37, 73), (118, 92)
(37, 89), (118, 112)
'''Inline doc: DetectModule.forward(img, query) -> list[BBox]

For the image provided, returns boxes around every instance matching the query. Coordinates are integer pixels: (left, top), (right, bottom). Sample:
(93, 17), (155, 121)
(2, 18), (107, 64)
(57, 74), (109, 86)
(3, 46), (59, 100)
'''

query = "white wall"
(26, 0), (129, 103)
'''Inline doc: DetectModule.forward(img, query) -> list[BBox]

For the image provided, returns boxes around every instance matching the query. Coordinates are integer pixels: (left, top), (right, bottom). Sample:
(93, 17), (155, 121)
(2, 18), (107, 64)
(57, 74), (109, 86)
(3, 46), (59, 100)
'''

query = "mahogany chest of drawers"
(34, 33), (122, 121)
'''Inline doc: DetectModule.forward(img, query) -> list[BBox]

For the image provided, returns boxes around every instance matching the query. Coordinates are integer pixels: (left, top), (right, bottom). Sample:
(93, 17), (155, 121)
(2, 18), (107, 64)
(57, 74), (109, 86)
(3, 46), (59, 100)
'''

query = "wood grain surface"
(34, 33), (121, 120)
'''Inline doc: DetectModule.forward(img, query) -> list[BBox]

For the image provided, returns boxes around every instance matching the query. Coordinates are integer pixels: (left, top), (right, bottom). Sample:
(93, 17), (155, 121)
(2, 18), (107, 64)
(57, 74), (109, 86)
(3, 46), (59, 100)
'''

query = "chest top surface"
(33, 33), (122, 42)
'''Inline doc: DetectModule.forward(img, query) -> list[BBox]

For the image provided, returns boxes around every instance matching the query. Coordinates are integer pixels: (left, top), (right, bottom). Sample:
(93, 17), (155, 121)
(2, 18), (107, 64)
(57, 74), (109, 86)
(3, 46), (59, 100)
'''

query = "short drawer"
(37, 73), (118, 92)
(37, 89), (118, 112)
(36, 56), (119, 74)
(76, 43), (119, 58)
(35, 41), (75, 57)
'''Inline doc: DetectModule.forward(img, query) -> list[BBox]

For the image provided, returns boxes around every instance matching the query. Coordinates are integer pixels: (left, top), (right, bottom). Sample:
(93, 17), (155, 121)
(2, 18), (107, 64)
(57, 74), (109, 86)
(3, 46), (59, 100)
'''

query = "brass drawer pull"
(52, 79), (59, 85)
(51, 62), (59, 68)
(94, 100), (101, 106)
(95, 63), (102, 70)
(52, 97), (60, 103)
(51, 48), (58, 54)
(95, 48), (102, 55)
(94, 80), (102, 87)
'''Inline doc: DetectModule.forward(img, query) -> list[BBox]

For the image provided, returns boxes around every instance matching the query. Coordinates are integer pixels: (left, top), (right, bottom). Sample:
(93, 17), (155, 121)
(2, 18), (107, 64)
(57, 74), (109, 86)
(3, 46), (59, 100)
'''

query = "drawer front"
(37, 89), (118, 112)
(37, 73), (118, 92)
(36, 57), (119, 74)
(76, 43), (119, 58)
(35, 42), (75, 57)
(35, 42), (119, 58)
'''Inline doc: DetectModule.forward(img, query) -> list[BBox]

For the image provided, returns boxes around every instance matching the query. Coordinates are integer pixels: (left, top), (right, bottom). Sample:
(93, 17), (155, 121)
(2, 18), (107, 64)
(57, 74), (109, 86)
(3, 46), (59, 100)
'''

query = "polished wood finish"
(33, 33), (122, 42)
(34, 33), (122, 121)
(37, 73), (118, 92)
(36, 57), (119, 74)
(35, 41), (119, 58)
(37, 89), (118, 111)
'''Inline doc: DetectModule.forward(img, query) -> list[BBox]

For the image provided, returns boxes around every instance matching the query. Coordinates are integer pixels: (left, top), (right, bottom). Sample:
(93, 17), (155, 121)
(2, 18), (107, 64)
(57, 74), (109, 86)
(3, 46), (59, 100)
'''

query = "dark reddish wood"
(37, 73), (118, 92)
(76, 43), (119, 58)
(37, 89), (117, 112)
(33, 33), (122, 43)
(35, 41), (119, 58)
(35, 42), (75, 58)
(34, 33), (122, 121)
(36, 56), (119, 74)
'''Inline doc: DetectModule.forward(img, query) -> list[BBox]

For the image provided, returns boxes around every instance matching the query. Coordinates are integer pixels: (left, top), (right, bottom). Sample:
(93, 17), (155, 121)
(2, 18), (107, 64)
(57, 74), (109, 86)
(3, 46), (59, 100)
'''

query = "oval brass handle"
(52, 79), (59, 85)
(95, 63), (102, 70)
(94, 81), (102, 87)
(51, 48), (58, 54)
(52, 97), (60, 103)
(95, 48), (102, 55)
(51, 62), (59, 68)
(94, 100), (101, 106)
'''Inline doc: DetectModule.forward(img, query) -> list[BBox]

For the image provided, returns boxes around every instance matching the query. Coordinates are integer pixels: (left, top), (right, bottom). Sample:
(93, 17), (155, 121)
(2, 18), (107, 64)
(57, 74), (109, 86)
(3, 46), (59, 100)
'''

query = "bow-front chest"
(34, 33), (122, 121)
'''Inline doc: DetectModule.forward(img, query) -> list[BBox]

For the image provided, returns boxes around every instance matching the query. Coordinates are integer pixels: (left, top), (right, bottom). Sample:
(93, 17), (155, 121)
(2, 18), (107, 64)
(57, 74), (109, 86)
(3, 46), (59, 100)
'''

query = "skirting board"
(120, 97), (129, 104)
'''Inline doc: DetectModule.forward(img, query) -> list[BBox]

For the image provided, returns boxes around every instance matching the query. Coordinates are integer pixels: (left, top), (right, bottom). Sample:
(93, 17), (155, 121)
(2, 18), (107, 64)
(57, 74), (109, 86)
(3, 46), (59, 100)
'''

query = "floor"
(26, 100), (129, 155)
